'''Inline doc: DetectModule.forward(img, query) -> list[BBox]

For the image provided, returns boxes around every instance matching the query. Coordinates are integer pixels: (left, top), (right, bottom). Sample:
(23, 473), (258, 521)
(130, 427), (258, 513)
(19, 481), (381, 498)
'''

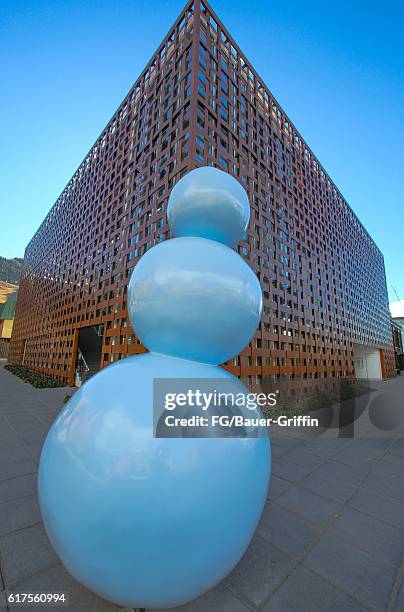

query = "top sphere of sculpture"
(167, 166), (250, 247)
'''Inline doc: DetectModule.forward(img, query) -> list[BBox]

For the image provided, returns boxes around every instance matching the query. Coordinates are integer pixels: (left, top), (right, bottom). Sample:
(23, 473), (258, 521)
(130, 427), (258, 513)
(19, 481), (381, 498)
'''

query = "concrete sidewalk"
(0, 360), (403, 611)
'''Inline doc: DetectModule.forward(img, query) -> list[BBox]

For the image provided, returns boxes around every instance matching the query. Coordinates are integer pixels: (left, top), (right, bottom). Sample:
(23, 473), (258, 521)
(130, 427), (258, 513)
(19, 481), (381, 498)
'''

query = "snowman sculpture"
(38, 167), (271, 609)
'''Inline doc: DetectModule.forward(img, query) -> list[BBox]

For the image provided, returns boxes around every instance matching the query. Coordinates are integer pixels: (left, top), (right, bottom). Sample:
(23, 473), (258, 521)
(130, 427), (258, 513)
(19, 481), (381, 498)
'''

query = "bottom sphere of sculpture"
(38, 353), (271, 609)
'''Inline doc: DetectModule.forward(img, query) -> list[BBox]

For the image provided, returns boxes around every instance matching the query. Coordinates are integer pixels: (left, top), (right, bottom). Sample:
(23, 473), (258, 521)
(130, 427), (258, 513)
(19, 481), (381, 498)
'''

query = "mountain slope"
(0, 257), (23, 284)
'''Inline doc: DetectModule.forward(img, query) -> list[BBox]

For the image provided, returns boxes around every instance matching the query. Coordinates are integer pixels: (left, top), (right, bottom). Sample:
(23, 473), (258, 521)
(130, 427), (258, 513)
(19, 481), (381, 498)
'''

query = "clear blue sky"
(1, 0), (403, 301)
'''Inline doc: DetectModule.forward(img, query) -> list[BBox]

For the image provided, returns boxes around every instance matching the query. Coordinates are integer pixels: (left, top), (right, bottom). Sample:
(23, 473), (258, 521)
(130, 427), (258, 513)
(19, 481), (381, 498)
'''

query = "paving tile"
(270, 442), (290, 458)
(34, 407), (59, 417)
(331, 445), (379, 470)
(0, 437), (26, 452)
(277, 484), (340, 526)
(368, 458), (404, 485)
(0, 473), (37, 504)
(147, 583), (248, 611)
(395, 577), (404, 611)
(0, 590), (7, 611)
(271, 457), (309, 482)
(271, 451), (322, 482)
(0, 459), (37, 483)
(372, 452), (404, 475)
(5, 416), (42, 430)
(286, 448), (326, 466)
(17, 430), (47, 458)
(18, 428), (47, 443)
(349, 484), (404, 528)
(0, 424), (16, 440)
(257, 502), (320, 558)
(301, 438), (352, 458)
(0, 523), (59, 588)
(268, 436), (306, 452)
(270, 438), (306, 458)
(348, 437), (394, 454)
(0, 446), (32, 464)
(330, 506), (404, 567)
(267, 475), (291, 500)
(262, 564), (367, 611)
(300, 460), (366, 503)
(0, 495), (41, 537)
(305, 531), (396, 610)
(24, 446), (43, 460)
(226, 535), (294, 606)
(362, 469), (404, 502)
(7, 564), (121, 611)
(388, 438), (404, 457)
(37, 415), (58, 427)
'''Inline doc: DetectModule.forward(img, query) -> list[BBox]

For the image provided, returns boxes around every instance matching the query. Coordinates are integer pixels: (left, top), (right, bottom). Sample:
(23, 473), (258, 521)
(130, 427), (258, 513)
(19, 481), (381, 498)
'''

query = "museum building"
(9, 0), (395, 386)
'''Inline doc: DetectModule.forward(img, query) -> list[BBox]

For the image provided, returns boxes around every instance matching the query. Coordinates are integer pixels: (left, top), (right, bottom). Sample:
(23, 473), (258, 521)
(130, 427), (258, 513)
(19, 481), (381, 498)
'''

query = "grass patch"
(0, 281), (18, 304)
(4, 364), (63, 388)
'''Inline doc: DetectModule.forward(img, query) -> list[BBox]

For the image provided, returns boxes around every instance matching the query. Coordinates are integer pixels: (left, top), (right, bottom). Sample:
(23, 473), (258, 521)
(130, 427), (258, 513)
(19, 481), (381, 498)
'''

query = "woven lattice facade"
(9, 0), (395, 386)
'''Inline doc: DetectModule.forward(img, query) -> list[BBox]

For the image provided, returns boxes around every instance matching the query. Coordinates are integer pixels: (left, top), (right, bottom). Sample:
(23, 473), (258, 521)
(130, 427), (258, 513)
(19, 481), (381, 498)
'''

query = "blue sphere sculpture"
(127, 236), (262, 364)
(168, 166), (250, 247)
(38, 167), (271, 609)
(39, 354), (269, 608)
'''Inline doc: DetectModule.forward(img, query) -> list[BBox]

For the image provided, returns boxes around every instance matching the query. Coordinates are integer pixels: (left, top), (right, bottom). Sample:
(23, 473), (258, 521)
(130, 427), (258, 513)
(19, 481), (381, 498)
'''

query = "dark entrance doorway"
(74, 325), (103, 386)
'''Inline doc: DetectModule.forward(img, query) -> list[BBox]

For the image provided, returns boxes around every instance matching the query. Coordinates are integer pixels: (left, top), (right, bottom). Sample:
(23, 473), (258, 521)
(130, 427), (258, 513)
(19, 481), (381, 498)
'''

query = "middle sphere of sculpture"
(127, 236), (262, 364)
